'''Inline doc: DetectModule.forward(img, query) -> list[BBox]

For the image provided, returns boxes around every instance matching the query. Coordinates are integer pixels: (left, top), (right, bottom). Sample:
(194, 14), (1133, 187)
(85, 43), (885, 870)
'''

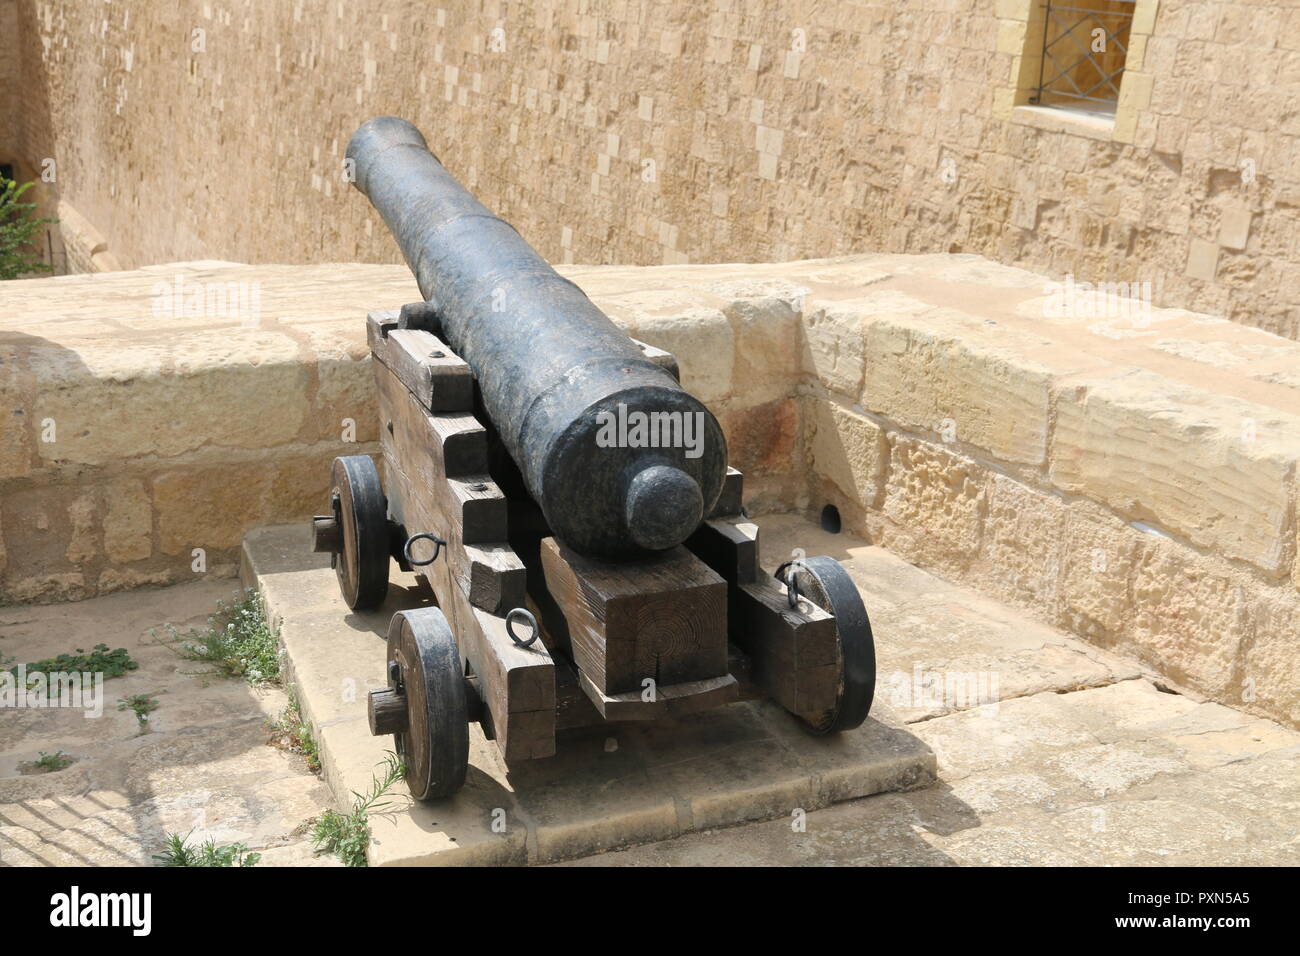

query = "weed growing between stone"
(9, 644), (137, 684)
(20, 750), (76, 774)
(118, 693), (161, 733)
(153, 831), (261, 867)
(158, 588), (281, 685)
(311, 753), (405, 867)
(268, 686), (321, 773)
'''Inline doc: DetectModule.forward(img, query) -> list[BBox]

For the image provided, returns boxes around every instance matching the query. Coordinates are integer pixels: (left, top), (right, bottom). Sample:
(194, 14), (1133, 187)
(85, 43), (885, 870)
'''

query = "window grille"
(1031, 0), (1134, 111)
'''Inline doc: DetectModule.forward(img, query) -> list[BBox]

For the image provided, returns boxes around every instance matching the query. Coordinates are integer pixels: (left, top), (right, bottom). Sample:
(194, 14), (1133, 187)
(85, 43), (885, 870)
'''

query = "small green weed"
(311, 753), (405, 867)
(158, 589), (280, 685)
(268, 686), (321, 773)
(153, 831), (261, 867)
(118, 693), (161, 732)
(11, 644), (137, 684)
(21, 750), (76, 774)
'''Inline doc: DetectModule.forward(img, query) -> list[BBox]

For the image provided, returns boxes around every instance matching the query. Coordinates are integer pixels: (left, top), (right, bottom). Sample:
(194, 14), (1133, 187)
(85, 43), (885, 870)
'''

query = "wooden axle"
(367, 676), (485, 736)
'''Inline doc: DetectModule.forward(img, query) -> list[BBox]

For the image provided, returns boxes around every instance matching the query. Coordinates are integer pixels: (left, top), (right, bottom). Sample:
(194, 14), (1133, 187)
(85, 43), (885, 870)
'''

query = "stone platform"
(240, 522), (937, 866)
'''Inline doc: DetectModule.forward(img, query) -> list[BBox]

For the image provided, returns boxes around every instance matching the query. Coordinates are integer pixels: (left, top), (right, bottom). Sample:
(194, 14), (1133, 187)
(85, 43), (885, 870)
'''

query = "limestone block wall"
(567, 254), (1300, 728)
(6, 0), (1298, 338)
(0, 260), (807, 604)
(0, 263), (413, 601)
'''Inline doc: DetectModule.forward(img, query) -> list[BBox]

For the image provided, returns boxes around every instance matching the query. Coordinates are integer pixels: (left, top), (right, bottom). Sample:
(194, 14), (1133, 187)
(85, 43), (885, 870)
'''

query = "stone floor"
(2, 513), (1297, 866)
(0, 579), (336, 866)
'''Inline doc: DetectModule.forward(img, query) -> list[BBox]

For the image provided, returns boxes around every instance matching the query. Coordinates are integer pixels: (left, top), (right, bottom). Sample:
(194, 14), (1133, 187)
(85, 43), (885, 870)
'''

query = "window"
(1029, 0), (1134, 114)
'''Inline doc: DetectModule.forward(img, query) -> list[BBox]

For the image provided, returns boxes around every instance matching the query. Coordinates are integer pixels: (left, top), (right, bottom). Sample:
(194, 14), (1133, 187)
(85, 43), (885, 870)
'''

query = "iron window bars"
(1031, 0), (1135, 109)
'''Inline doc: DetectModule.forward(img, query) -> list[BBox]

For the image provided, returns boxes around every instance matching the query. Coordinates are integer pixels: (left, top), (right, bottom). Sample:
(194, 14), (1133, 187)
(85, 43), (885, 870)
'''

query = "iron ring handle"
(775, 560), (802, 609)
(403, 532), (445, 567)
(505, 607), (539, 648)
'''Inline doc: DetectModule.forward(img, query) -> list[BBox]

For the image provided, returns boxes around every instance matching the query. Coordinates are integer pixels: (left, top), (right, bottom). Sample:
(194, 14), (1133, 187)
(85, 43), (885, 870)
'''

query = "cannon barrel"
(346, 117), (727, 557)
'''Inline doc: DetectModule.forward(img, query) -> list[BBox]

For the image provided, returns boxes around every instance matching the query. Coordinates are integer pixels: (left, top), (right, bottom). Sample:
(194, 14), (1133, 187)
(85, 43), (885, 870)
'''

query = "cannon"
(346, 116), (725, 558)
(314, 117), (876, 800)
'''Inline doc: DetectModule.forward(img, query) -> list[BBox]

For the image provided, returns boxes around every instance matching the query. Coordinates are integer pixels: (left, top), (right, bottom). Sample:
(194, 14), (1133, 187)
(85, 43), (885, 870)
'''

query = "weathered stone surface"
(979, 474), (1066, 612)
(722, 397), (799, 478)
(724, 296), (800, 405)
(561, 672), (1300, 866)
(29, 331), (309, 464)
(242, 520), (936, 866)
(103, 478), (152, 563)
(1057, 505), (1140, 639)
(800, 301), (866, 397)
(626, 304), (735, 405)
(860, 307), (1056, 465)
(1050, 369), (1298, 574)
(880, 436), (987, 576)
(154, 449), (363, 554)
(0, 579), (330, 866)
(1126, 529), (1249, 701)
(807, 397), (885, 509)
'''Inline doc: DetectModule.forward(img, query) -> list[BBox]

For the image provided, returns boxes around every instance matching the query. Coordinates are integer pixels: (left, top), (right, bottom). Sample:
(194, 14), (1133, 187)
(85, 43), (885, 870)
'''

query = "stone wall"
(0, 260), (805, 603)
(4, 0), (1297, 339)
(3, 255), (1297, 727)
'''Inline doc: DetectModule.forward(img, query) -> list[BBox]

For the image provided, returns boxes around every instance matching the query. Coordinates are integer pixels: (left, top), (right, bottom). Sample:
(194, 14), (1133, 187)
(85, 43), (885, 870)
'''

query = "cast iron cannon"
(313, 117), (876, 800)
(347, 116), (726, 558)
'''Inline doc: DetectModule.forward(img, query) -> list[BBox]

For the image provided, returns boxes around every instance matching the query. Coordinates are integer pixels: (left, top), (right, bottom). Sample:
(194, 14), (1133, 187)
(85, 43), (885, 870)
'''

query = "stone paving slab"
(0, 580), (335, 866)
(755, 514), (1144, 723)
(240, 521), (939, 866)
(560, 679), (1300, 866)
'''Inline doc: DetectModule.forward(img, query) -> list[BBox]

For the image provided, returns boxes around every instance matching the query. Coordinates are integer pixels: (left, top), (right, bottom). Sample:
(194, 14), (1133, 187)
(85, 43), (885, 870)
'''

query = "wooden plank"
(375, 364), (525, 614)
(374, 359), (553, 762)
(685, 517), (760, 585)
(708, 466), (745, 518)
(729, 576), (840, 719)
(539, 537), (729, 698)
(554, 657), (605, 730)
(577, 671), (738, 722)
(384, 448), (555, 761)
(367, 310), (474, 411)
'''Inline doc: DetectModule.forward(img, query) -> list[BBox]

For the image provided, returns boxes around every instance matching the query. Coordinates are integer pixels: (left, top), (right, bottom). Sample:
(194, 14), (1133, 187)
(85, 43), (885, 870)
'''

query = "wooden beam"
(729, 576), (839, 720)
(367, 310), (474, 411)
(708, 466), (745, 518)
(539, 537), (729, 698)
(686, 517), (760, 585)
(375, 364), (525, 614)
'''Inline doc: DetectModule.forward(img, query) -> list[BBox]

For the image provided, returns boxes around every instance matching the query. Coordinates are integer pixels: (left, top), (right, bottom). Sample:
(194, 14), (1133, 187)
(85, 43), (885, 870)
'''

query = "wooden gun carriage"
(311, 118), (876, 800)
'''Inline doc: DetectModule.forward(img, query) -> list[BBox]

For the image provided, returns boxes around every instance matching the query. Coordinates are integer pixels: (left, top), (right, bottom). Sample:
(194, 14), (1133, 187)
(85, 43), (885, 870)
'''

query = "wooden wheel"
(379, 608), (469, 801)
(326, 455), (389, 610)
(778, 555), (875, 735)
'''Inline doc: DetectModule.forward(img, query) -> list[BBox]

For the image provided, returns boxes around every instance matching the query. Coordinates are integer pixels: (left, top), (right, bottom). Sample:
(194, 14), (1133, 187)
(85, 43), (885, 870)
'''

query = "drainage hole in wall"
(820, 504), (842, 534)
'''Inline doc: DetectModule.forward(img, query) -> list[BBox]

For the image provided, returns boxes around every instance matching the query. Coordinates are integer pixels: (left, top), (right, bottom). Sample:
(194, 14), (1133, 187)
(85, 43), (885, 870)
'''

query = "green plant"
(152, 831), (261, 867)
(268, 686), (321, 773)
(311, 753), (405, 867)
(0, 177), (55, 280)
(158, 589), (280, 685)
(23, 750), (75, 774)
(118, 693), (161, 732)
(11, 644), (137, 684)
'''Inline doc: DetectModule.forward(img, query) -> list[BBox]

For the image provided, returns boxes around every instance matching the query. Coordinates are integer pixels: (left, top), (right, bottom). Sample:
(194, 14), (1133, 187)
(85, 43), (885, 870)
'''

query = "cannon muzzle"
(346, 117), (727, 557)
